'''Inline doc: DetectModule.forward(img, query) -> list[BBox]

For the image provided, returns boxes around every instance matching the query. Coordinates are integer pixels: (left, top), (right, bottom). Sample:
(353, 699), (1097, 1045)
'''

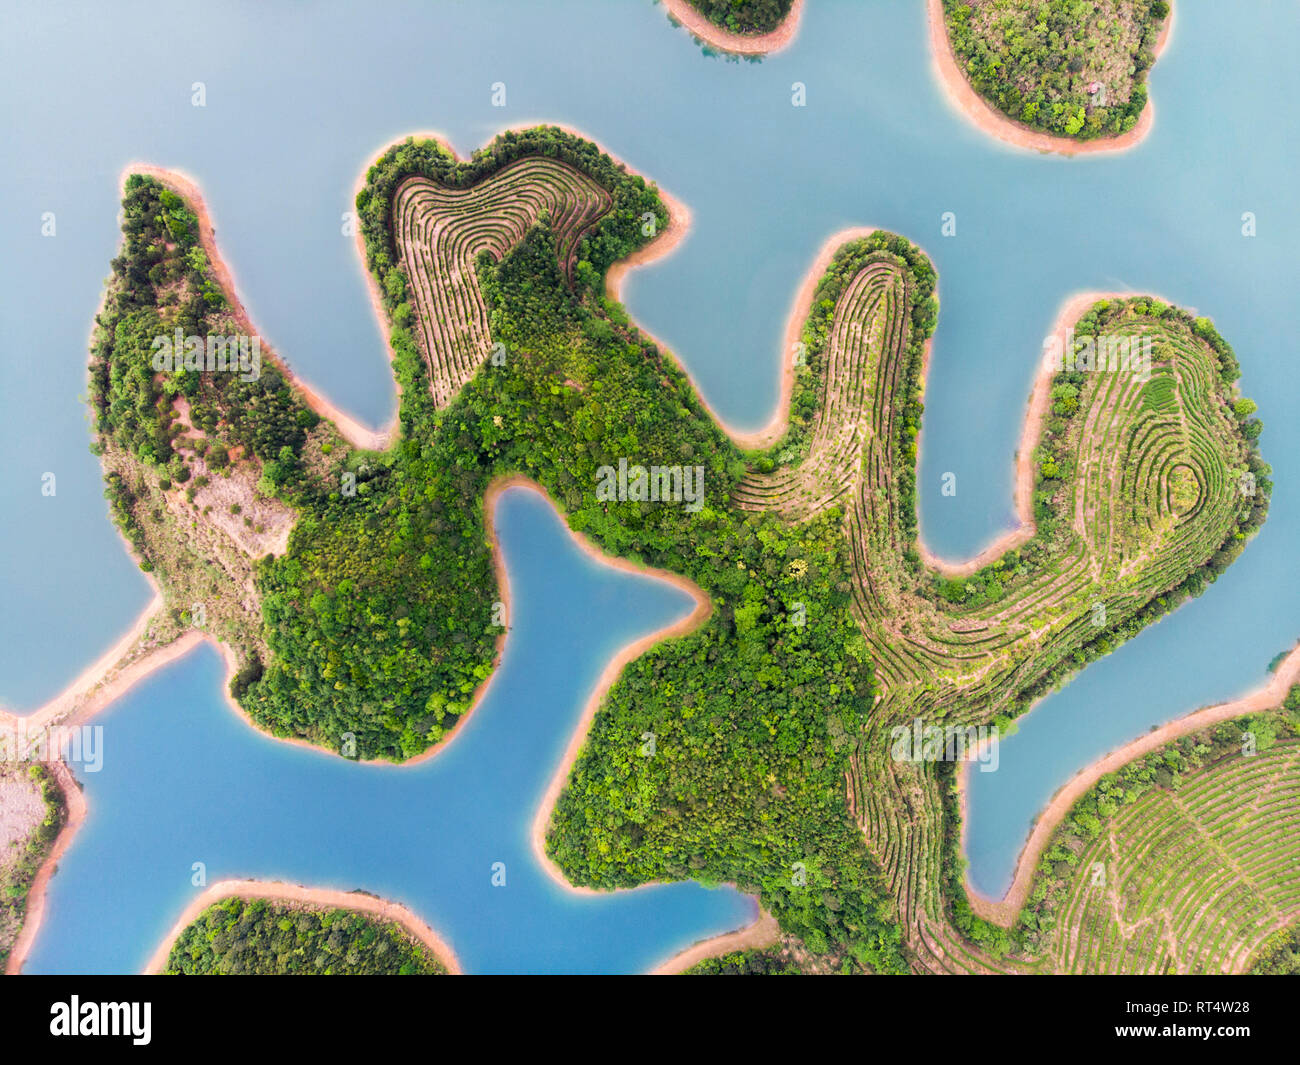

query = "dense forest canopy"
(164, 897), (447, 975)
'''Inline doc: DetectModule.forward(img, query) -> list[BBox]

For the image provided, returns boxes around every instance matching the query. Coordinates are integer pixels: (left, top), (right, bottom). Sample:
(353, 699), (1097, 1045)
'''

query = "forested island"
(82, 125), (1280, 974)
(677, 0), (792, 36)
(659, 0), (1168, 147)
(940, 0), (1171, 141)
(163, 896), (447, 975)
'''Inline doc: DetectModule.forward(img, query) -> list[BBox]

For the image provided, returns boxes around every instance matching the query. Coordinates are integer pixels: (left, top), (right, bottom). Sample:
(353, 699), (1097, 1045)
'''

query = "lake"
(2, 0), (1297, 953)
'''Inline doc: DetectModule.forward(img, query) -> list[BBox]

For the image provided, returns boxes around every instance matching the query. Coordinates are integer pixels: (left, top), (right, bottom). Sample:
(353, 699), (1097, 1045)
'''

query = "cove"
(21, 486), (754, 974)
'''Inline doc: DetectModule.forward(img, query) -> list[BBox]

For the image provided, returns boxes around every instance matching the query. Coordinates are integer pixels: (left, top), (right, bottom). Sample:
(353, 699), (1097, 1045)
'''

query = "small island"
(159, 893), (451, 975)
(933, 0), (1173, 151)
(661, 0), (802, 54)
(656, 0), (1173, 155)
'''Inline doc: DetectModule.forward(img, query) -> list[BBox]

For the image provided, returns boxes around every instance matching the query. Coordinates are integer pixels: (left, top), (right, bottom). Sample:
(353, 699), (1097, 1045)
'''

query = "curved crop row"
(735, 232), (1268, 971)
(394, 157), (611, 407)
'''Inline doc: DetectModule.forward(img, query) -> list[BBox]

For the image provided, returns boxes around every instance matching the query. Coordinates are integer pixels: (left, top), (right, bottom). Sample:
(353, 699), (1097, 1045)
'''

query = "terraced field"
(83, 126), (1274, 974)
(328, 136), (1269, 970)
(734, 235), (1266, 972)
(363, 155), (1268, 969)
(1045, 742), (1300, 974)
(393, 156), (611, 406)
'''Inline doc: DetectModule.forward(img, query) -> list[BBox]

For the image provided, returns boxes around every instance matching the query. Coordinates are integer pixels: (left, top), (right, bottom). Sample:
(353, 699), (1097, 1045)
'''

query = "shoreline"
(22, 131), (1206, 975)
(659, 0), (803, 56)
(0, 595), (169, 725)
(731, 226), (880, 451)
(962, 642), (1300, 927)
(612, 223), (881, 454)
(122, 164), (397, 453)
(526, 122), (786, 452)
(505, 471), (773, 972)
(603, 182), (693, 311)
(124, 130), (833, 477)
(3, 475), (767, 973)
(3, 762), (86, 975)
(525, 487), (714, 899)
(650, 908), (781, 973)
(140, 878), (462, 975)
(496, 118), (805, 453)
(7, 130), (777, 972)
(914, 289), (1132, 577)
(926, 0), (1175, 156)
(96, 126), (707, 770)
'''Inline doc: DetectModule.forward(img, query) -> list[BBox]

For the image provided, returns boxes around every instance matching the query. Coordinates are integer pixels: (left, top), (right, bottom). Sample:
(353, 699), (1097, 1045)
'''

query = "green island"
(677, 0), (793, 37)
(942, 0), (1171, 140)
(163, 896), (447, 975)
(84, 126), (1285, 974)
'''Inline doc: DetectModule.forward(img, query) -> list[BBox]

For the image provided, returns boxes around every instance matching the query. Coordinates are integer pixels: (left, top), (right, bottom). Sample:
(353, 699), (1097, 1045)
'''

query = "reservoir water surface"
(3, 0), (1298, 955)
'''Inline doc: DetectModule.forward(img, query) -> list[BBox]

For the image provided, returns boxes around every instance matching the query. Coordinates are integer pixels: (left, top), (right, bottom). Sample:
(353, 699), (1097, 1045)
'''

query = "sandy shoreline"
(609, 222), (883, 453)
(347, 122), (730, 448)
(915, 289), (1131, 577)
(526, 500), (714, 899)
(495, 118), (804, 452)
(3, 762), (86, 975)
(19, 133), (1169, 976)
(651, 908), (781, 973)
(4, 476), (766, 973)
(99, 126), (707, 771)
(660, 0), (803, 55)
(963, 642), (1300, 927)
(927, 0), (1175, 156)
(534, 122), (787, 451)
(604, 184), (693, 308)
(736, 226), (881, 451)
(0, 596), (166, 725)
(140, 878), (462, 974)
(505, 471), (774, 972)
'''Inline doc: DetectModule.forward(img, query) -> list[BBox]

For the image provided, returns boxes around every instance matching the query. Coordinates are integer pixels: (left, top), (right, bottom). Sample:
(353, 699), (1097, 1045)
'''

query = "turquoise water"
(2, 0), (1298, 950)
(23, 487), (754, 974)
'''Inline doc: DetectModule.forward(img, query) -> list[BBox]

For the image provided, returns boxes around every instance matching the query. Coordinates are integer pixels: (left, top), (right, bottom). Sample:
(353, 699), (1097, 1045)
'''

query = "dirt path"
(660, 0), (803, 55)
(0, 596), (174, 727)
(964, 642), (1300, 927)
(140, 878), (462, 974)
(926, 0), (1175, 156)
